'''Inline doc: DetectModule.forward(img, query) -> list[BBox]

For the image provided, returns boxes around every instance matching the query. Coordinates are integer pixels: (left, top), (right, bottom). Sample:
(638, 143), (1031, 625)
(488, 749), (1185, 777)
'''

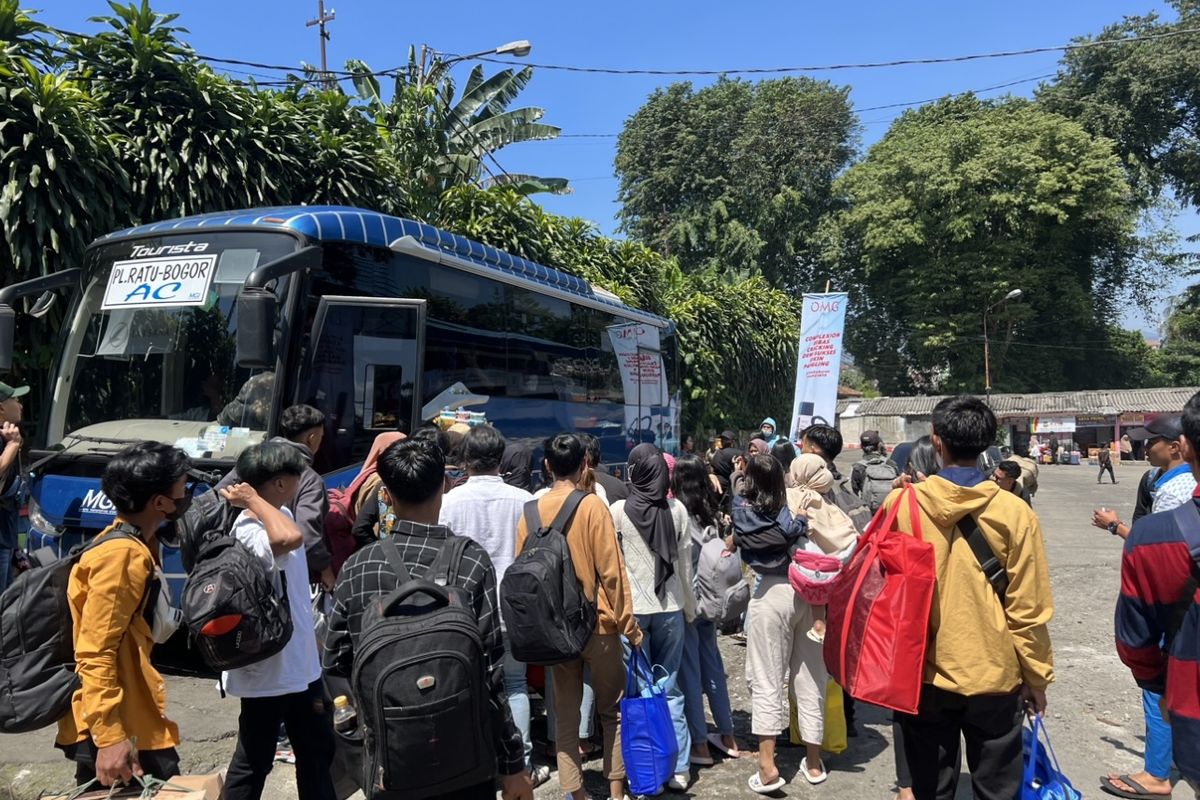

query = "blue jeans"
(502, 643), (532, 770)
(1142, 688), (1173, 779)
(681, 619), (734, 743)
(0, 516), (17, 595)
(635, 610), (691, 775)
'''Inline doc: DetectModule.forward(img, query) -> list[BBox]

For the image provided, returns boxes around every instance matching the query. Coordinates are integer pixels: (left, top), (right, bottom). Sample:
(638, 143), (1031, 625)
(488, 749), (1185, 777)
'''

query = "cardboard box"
(45, 772), (224, 800)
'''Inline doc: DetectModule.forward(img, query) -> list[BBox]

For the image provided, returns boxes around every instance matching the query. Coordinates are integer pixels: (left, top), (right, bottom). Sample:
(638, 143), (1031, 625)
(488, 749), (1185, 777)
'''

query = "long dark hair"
(770, 439), (796, 473)
(671, 453), (718, 528)
(908, 435), (939, 479)
(743, 453), (787, 516)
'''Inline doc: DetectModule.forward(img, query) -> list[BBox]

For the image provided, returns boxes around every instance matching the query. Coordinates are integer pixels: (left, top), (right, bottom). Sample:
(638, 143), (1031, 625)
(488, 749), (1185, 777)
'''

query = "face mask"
(165, 492), (192, 522)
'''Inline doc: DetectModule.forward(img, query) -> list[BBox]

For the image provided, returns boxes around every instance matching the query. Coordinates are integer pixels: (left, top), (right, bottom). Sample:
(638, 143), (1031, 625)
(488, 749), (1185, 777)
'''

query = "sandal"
(1100, 775), (1171, 799)
(707, 733), (741, 758)
(801, 756), (828, 785)
(748, 772), (786, 794)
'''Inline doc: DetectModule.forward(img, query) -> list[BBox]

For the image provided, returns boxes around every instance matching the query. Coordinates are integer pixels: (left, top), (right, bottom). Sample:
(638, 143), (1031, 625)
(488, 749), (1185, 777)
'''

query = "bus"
(0, 205), (679, 592)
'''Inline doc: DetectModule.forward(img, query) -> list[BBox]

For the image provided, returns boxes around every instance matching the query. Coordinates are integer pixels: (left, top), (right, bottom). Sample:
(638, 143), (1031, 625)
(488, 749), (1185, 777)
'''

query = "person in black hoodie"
(734, 454), (828, 793)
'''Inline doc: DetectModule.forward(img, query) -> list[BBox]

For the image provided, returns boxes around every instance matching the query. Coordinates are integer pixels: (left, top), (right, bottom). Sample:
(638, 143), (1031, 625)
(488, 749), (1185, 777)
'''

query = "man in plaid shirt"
(323, 438), (532, 800)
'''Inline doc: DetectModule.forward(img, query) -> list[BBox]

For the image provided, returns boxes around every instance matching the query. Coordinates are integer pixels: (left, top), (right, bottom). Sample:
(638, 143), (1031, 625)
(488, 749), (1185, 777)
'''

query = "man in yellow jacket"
(56, 443), (192, 788)
(884, 396), (1054, 800)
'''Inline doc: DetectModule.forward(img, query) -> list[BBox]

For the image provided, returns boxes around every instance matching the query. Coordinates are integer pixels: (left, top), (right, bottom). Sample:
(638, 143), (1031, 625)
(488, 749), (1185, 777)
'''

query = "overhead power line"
(451, 26), (1200, 76)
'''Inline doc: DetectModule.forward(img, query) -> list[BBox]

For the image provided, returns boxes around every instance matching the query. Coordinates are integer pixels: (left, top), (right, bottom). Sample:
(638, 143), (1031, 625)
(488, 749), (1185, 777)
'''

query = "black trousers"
(1099, 463), (1116, 483)
(63, 738), (180, 787)
(895, 684), (1024, 800)
(225, 679), (337, 800)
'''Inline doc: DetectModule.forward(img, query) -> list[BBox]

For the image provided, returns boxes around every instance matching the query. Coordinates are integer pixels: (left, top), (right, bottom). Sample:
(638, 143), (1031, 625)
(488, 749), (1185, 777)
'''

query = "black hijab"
(500, 443), (533, 491)
(625, 443), (677, 599)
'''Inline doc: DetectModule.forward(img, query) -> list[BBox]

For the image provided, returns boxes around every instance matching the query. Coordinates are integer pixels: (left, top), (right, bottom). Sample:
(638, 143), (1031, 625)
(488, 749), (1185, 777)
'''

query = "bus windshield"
(46, 232), (298, 458)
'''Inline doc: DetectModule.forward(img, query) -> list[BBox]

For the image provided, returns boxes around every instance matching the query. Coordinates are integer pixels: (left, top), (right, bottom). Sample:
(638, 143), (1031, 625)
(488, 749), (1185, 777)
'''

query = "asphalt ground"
(1, 458), (1189, 798)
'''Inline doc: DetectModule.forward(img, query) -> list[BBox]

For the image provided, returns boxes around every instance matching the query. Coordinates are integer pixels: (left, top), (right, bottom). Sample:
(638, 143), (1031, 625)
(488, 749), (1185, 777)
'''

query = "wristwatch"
(1107, 521), (1121, 536)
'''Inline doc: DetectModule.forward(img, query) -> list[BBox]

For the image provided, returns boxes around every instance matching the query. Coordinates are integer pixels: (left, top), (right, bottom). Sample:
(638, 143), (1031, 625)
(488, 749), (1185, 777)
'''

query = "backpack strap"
(547, 490), (588, 537)
(428, 534), (471, 587)
(380, 534), (414, 585)
(957, 514), (1008, 600)
(523, 499), (543, 543)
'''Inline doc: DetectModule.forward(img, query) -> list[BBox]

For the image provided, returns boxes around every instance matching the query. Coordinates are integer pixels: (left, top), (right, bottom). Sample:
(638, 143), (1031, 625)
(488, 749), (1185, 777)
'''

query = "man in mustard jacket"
(885, 396), (1054, 800)
(57, 443), (192, 788)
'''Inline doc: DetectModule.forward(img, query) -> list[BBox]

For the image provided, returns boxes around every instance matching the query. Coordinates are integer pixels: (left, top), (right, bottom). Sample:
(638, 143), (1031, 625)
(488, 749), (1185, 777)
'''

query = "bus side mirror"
(236, 288), (276, 369)
(0, 306), (14, 373)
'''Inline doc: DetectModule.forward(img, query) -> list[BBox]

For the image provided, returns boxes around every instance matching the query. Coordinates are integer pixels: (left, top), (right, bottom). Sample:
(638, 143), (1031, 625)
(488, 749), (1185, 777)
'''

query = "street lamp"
(984, 288), (1023, 397)
(419, 40), (533, 85)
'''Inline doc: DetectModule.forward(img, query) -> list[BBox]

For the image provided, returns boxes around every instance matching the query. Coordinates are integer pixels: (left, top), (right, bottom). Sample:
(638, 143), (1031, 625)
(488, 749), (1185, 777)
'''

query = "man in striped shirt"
(1116, 398), (1200, 799)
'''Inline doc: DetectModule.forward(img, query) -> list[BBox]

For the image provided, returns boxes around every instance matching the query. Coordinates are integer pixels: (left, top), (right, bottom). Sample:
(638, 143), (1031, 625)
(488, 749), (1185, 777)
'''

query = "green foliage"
(1039, 0), (1200, 207)
(615, 77), (858, 292)
(829, 95), (1156, 394)
(1159, 285), (1200, 383)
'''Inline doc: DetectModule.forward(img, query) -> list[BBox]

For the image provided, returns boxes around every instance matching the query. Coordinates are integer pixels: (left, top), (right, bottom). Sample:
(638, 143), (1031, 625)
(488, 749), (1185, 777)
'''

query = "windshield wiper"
(28, 433), (145, 473)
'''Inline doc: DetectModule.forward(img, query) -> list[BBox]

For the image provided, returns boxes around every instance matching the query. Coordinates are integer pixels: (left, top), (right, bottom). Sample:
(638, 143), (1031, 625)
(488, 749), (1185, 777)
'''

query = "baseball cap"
(1125, 414), (1183, 443)
(0, 382), (28, 402)
(860, 430), (882, 448)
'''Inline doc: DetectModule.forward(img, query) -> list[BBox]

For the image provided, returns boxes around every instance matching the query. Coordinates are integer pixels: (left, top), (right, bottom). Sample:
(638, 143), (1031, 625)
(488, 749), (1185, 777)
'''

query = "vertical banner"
(607, 322), (669, 450)
(789, 292), (848, 436)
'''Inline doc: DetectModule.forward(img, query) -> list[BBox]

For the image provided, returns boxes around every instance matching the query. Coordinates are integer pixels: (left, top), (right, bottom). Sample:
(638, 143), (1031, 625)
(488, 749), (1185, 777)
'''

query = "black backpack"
(174, 486), (240, 573)
(0, 527), (145, 733)
(353, 534), (493, 800)
(182, 529), (293, 672)
(500, 490), (597, 665)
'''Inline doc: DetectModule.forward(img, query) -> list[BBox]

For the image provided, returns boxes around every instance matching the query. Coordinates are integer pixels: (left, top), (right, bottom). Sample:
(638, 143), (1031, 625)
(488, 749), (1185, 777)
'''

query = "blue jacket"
(732, 495), (806, 576)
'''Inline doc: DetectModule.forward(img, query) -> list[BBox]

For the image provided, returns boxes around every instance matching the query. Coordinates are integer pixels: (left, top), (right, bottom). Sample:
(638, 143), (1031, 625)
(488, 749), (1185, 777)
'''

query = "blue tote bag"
(1021, 715), (1081, 800)
(620, 645), (679, 796)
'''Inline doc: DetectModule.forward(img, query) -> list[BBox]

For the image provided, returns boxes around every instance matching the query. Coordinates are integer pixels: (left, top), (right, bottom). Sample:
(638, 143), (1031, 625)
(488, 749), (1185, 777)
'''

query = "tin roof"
(837, 387), (1200, 417)
(96, 205), (670, 328)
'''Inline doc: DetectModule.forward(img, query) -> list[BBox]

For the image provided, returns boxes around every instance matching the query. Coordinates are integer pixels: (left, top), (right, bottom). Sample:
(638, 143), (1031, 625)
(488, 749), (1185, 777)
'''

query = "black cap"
(1125, 414), (1183, 443)
(860, 430), (882, 448)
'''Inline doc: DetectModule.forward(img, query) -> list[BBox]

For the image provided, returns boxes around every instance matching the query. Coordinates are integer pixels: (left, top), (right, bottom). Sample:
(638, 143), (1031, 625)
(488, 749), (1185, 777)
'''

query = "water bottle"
(332, 695), (357, 733)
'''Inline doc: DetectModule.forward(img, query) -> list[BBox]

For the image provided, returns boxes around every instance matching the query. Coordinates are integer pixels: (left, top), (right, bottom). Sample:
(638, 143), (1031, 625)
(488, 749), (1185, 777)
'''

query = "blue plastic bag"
(1021, 715), (1081, 800)
(620, 645), (679, 796)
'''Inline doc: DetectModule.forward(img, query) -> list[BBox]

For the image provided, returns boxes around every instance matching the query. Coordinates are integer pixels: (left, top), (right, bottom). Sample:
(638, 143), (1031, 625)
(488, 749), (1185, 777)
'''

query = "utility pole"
(306, 0), (336, 88)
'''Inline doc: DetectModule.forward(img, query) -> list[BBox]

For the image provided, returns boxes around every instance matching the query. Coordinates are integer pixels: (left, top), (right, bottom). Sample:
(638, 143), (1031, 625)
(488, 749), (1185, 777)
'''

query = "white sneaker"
(530, 765), (551, 787)
(667, 773), (690, 791)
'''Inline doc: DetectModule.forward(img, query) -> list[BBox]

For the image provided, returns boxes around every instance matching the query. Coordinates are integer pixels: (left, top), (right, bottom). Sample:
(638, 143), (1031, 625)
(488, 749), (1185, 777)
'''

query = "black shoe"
(847, 722), (859, 738)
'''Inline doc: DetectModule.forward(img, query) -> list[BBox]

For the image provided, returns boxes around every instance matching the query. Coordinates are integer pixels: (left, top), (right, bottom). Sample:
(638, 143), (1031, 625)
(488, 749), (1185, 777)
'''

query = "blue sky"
(39, 1), (1197, 333)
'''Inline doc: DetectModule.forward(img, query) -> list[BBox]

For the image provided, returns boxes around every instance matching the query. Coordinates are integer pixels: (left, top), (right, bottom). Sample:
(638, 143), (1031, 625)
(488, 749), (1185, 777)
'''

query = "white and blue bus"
(0, 205), (678, 591)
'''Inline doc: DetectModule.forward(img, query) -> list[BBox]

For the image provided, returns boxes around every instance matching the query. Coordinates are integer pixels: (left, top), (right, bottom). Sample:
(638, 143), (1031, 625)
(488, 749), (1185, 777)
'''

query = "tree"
(1038, 0), (1200, 208)
(615, 77), (858, 292)
(1159, 284), (1200, 383)
(829, 95), (1162, 394)
(348, 51), (567, 219)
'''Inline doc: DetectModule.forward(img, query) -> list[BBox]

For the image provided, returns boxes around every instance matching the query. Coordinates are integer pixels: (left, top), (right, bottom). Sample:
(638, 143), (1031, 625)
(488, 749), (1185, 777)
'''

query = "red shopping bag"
(823, 485), (935, 715)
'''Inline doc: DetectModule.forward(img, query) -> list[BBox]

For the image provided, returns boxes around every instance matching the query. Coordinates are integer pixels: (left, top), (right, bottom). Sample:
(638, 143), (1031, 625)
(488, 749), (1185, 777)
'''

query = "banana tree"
(348, 50), (568, 215)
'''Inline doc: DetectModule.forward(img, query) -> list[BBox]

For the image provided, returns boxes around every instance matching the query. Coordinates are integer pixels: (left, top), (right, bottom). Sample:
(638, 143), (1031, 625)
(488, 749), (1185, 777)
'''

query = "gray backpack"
(692, 526), (750, 625)
(859, 457), (899, 513)
(831, 476), (873, 535)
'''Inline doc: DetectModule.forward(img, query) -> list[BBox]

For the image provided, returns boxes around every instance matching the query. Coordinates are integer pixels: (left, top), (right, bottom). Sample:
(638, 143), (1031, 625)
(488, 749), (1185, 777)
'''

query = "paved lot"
(1, 459), (1190, 798)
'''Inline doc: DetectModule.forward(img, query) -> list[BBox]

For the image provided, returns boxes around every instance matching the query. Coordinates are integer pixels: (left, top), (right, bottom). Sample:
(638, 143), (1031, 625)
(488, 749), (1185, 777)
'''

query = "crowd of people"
(18, 393), (1200, 800)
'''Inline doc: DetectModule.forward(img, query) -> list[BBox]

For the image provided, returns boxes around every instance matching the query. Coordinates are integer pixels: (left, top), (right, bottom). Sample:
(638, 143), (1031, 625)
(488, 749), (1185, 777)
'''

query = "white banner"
(789, 292), (848, 436)
(607, 322), (670, 449)
(102, 255), (217, 310)
(1032, 416), (1076, 434)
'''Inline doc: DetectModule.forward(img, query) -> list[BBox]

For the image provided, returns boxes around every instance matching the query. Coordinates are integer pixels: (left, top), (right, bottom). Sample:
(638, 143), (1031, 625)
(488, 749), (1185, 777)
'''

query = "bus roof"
(99, 205), (672, 329)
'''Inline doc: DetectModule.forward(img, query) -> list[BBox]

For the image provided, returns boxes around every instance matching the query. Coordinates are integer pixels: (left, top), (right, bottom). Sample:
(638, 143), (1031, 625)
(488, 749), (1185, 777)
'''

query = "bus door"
(299, 297), (426, 474)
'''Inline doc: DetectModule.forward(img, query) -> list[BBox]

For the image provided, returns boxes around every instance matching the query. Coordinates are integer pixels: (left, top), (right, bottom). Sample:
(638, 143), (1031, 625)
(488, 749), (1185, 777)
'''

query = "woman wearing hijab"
(785, 454), (859, 643)
(734, 454), (827, 792)
(499, 442), (534, 491)
(349, 432), (405, 515)
(610, 443), (694, 792)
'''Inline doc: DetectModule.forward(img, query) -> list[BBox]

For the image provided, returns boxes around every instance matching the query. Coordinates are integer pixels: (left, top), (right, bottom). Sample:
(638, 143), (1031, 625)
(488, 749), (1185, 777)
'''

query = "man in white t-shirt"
(219, 442), (335, 800)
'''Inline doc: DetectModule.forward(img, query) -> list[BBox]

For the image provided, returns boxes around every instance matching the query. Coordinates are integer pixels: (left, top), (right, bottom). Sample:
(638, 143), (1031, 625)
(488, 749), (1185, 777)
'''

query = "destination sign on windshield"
(101, 255), (218, 310)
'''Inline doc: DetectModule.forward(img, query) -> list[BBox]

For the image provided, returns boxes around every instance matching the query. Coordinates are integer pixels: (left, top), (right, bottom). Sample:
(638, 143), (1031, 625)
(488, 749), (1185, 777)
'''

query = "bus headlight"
(27, 495), (63, 537)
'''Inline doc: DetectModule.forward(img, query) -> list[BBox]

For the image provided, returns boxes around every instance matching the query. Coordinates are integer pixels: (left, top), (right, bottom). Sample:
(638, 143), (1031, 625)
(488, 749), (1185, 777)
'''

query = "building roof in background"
(838, 387), (1200, 417)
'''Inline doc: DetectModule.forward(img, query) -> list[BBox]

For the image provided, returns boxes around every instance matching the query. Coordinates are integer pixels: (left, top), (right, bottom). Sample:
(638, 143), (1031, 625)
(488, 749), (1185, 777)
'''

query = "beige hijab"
(786, 454), (858, 554)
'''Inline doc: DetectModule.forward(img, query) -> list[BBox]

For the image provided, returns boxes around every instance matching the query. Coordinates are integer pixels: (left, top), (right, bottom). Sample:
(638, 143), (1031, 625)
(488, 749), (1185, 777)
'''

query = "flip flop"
(748, 773), (786, 794)
(1100, 775), (1170, 799)
(801, 756), (828, 785)
(707, 733), (741, 758)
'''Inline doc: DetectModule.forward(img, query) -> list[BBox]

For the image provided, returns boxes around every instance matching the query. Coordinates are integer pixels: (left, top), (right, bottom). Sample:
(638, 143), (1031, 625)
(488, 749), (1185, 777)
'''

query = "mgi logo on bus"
(81, 488), (117, 517)
(101, 253), (218, 311)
